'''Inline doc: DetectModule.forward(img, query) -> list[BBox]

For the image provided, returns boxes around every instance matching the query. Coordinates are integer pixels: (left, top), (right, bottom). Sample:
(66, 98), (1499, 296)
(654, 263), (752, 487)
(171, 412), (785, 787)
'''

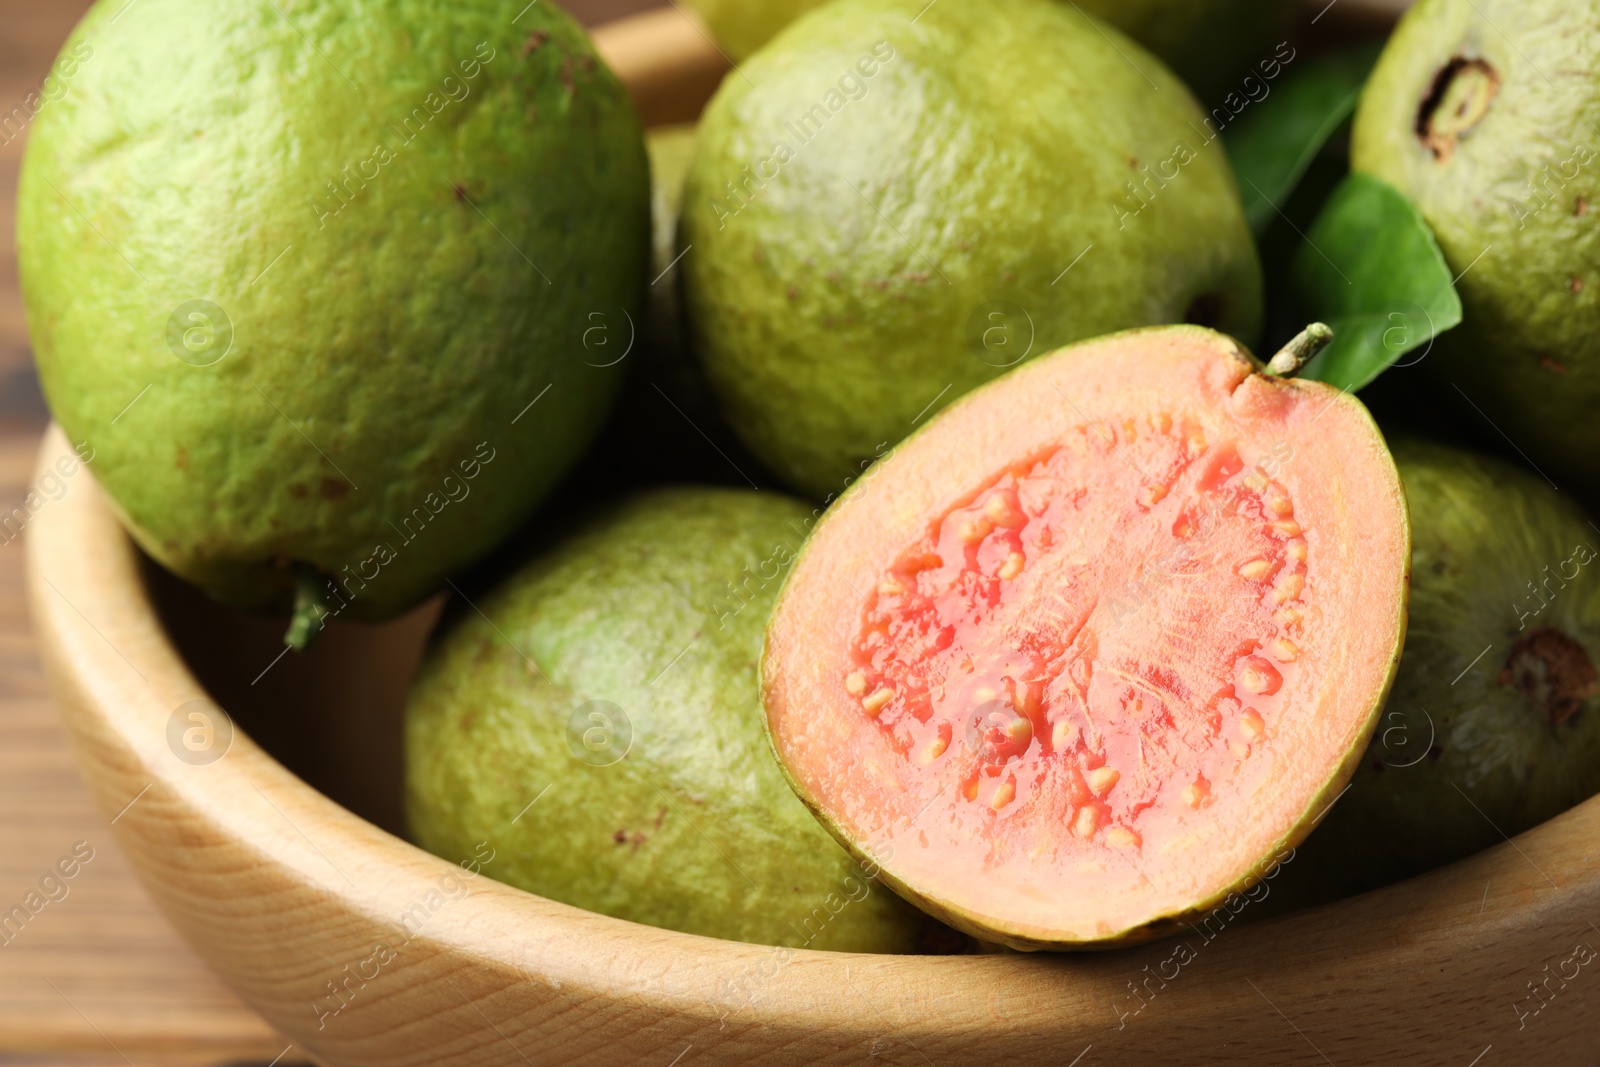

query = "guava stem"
(1266, 323), (1335, 379)
(284, 564), (330, 651)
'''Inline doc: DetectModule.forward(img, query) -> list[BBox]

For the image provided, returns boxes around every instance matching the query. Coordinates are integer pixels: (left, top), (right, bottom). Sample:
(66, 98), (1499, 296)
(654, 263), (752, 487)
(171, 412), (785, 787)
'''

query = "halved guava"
(762, 325), (1410, 949)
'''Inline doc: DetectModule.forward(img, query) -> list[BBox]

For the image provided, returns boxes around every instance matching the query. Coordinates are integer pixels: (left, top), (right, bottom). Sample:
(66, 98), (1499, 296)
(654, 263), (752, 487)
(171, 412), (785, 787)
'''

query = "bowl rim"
(31, 416), (1600, 1059)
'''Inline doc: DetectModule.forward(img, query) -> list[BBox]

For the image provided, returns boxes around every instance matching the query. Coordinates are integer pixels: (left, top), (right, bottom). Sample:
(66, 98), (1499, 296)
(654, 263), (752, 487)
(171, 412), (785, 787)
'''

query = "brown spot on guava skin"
(1416, 57), (1500, 161)
(288, 483), (308, 499)
(1577, 197), (1590, 217)
(1572, 277), (1585, 294)
(1498, 627), (1598, 725)
(612, 829), (647, 851)
(1539, 355), (1570, 375)
(521, 30), (549, 58)
(319, 476), (352, 500)
(453, 183), (467, 202)
(175, 446), (187, 470)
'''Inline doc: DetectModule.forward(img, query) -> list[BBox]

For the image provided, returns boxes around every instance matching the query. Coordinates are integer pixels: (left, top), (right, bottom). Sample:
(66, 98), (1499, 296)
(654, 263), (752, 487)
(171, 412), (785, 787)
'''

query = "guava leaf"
(1290, 173), (1463, 392)
(1225, 44), (1382, 236)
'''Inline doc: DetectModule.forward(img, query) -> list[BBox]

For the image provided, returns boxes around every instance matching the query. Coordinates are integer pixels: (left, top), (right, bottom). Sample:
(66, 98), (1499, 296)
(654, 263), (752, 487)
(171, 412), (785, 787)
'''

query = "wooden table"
(0, 2), (656, 1062)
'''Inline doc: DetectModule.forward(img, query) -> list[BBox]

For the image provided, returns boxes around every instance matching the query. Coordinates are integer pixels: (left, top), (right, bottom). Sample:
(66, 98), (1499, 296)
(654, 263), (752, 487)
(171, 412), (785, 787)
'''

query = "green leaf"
(1224, 44), (1382, 236)
(1290, 173), (1464, 392)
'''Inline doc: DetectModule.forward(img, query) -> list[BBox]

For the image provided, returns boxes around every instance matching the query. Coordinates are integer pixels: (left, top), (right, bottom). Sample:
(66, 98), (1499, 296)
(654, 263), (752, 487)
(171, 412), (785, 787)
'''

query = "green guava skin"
(685, 0), (1292, 105)
(1098, 0), (1294, 106)
(404, 488), (926, 951)
(680, 0), (1263, 498)
(1352, 0), (1600, 498)
(17, 0), (649, 619)
(1282, 440), (1600, 902)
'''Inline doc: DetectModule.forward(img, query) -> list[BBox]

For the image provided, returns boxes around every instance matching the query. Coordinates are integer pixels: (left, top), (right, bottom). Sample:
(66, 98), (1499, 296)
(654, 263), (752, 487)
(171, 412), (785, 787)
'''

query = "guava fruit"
(405, 488), (928, 952)
(1094, 0), (1295, 106)
(1277, 440), (1600, 902)
(17, 0), (649, 636)
(683, 0), (817, 61)
(685, 0), (1292, 105)
(762, 324), (1410, 950)
(1351, 0), (1600, 496)
(680, 0), (1263, 498)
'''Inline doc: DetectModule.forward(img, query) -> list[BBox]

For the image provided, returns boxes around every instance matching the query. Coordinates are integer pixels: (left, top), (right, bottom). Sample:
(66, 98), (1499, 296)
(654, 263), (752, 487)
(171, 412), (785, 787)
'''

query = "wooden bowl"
(28, 6), (1600, 1065)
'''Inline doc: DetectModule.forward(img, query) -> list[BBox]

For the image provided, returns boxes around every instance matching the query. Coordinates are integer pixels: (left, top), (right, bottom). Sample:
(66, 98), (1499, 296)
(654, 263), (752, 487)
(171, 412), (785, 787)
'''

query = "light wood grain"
(28, 422), (1600, 1064)
(34, 2), (1600, 1066)
(0, 428), (301, 1065)
(26, 10), (1600, 1055)
(594, 5), (732, 127)
(0, 0), (315, 1059)
(0, 3), (675, 1060)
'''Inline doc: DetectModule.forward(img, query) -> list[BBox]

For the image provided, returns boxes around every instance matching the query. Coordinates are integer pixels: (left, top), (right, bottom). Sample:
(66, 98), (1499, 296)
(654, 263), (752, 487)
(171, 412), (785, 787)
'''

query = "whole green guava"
(680, 0), (1262, 498)
(1352, 0), (1600, 497)
(685, 0), (1292, 105)
(404, 488), (928, 952)
(1279, 440), (1600, 902)
(18, 0), (649, 626)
